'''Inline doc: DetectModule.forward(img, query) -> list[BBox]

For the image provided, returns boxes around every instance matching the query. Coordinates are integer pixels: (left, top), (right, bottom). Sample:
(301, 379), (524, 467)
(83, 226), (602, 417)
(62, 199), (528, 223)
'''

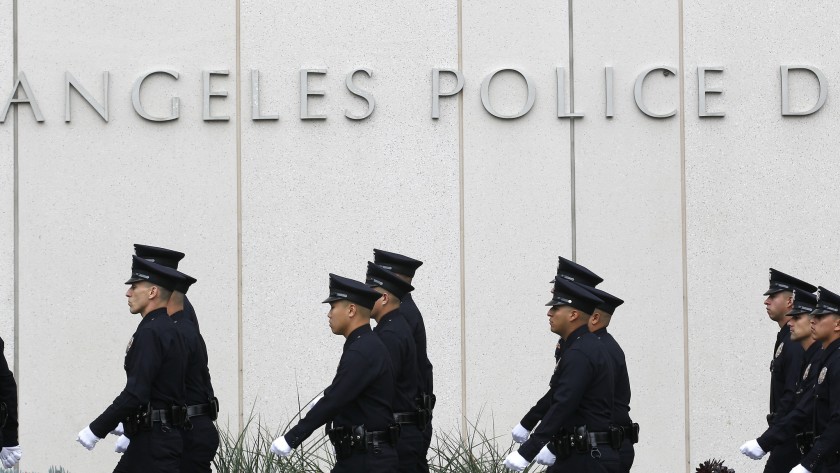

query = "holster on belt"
(415, 393), (435, 430)
(124, 403), (151, 436)
(327, 426), (354, 459)
(571, 426), (591, 454)
(625, 423), (640, 444)
(0, 402), (7, 429)
(209, 397), (220, 421)
(608, 426), (624, 449)
(387, 423), (401, 445)
(552, 429), (572, 460)
(796, 432), (815, 455)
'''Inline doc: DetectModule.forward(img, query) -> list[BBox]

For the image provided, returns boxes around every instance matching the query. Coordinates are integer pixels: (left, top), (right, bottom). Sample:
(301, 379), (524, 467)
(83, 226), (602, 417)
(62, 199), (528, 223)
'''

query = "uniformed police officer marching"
(0, 335), (21, 468)
(504, 277), (619, 473)
(741, 288), (820, 463)
(760, 269), (817, 473)
(271, 274), (398, 472)
(130, 244), (220, 473)
(76, 256), (188, 473)
(365, 262), (426, 471)
(373, 249), (434, 469)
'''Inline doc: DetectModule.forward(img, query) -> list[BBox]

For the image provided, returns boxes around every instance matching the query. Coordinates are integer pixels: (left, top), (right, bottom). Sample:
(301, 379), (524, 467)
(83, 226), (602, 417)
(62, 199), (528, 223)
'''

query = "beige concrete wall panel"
(15, 2), (237, 471)
(684, 1), (840, 471)
(573, 2), (684, 472)
(0, 0), (13, 371)
(239, 0), (463, 437)
(461, 0), (574, 436)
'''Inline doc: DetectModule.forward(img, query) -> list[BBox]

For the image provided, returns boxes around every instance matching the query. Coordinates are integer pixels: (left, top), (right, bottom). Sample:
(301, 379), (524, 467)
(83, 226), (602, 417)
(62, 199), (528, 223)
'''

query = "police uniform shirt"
(518, 325), (616, 461)
(172, 311), (215, 404)
(89, 308), (188, 437)
(519, 338), (564, 431)
(595, 328), (633, 427)
(183, 296), (200, 332)
(284, 325), (395, 448)
(801, 338), (840, 471)
(373, 308), (420, 413)
(770, 325), (805, 424)
(401, 293), (434, 397)
(0, 337), (17, 447)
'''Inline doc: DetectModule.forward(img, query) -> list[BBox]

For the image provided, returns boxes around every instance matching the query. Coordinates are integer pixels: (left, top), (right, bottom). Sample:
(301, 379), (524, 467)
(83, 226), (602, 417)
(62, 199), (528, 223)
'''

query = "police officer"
(130, 244), (220, 473)
(373, 249), (433, 467)
(790, 286), (840, 473)
(761, 269), (817, 473)
(512, 257), (604, 444)
(271, 274), (398, 472)
(76, 256), (188, 473)
(365, 262), (425, 471)
(504, 277), (618, 472)
(0, 335), (21, 468)
(741, 288), (820, 463)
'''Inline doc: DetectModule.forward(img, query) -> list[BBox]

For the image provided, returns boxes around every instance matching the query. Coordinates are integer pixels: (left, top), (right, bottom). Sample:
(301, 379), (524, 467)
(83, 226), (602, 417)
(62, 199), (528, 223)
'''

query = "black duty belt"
(394, 412), (419, 426)
(186, 403), (215, 418)
(588, 431), (614, 445)
(151, 409), (174, 424)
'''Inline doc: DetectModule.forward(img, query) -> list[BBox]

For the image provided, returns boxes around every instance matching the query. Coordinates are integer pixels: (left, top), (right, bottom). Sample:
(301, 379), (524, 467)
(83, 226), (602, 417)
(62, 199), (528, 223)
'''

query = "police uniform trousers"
(396, 424), (427, 472)
(332, 443), (398, 473)
(113, 424), (183, 473)
(420, 422), (432, 472)
(179, 416), (219, 473)
(764, 442), (801, 473)
(547, 445), (620, 473)
(619, 439), (635, 473)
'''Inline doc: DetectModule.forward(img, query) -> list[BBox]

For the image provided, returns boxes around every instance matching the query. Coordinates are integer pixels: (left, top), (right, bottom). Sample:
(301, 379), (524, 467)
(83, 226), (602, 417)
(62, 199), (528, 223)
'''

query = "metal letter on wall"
(0, 71), (45, 123)
(300, 69), (327, 120)
(556, 66), (583, 119)
(432, 68), (464, 119)
(481, 68), (536, 119)
(697, 67), (724, 117)
(131, 70), (180, 122)
(345, 69), (375, 120)
(634, 66), (677, 118)
(605, 66), (614, 118)
(65, 71), (109, 122)
(781, 65), (828, 116)
(251, 70), (279, 121)
(203, 70), (230, 121)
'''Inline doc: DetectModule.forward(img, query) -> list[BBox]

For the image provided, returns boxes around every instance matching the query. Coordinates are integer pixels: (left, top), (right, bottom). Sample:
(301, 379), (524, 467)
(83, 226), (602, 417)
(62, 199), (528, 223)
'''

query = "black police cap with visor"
(550, 256), (604, 288)
(365, 262), (414, 300)
(584, 285), (625, 315)
(546, 278), (605, 315)
(764, 268), (817, 296)
(125, 255), (188, 292)
(134, 244), (186, 270)
(373, 249), (423, 278)
(789, 288), (817, 317)
(812, 286), (840, 317)
(323, 273), (382, 311)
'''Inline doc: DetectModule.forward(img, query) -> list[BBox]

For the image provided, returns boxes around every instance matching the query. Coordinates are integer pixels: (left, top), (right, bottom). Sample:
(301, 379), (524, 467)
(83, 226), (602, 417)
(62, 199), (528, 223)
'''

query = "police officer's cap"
(373, 249), (423, 278)
(323, 273), (382, 310)
(546, 278), (605, 314)
(812, 286), (840, 316)
(789, 288), (817, 316)
(550, 256), (603, 288)
(764, 268), (817, 296)
(366, 262), (414, 300)
(134, 244), (185, 270)
(584, 286), (624, 315)
(125, 255), (186, 292)
(175, 273), (197, 294)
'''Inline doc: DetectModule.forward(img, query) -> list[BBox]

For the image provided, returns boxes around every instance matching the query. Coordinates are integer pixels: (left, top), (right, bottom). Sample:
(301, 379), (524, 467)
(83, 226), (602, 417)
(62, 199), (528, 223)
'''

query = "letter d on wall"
(781, 65), (827, 116)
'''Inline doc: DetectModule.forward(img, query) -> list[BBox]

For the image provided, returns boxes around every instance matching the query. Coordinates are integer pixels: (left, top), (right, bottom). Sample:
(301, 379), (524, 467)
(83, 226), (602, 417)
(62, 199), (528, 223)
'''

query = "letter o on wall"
(480, 68), (536, 119)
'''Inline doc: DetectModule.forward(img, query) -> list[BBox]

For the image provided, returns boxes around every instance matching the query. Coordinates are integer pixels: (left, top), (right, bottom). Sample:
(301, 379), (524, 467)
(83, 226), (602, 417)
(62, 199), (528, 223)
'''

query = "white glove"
(270, 435), (292, 457)
(76, 425), (101, 451)
(535, 444), (556, 465)
(503, 450), (530, 471)
(115, 435), (131, 454)
(739, 439), (767, 460)
(511, 423), (530, 443)
(790, 465), (812, 473)
(307, 394), (324, 412)
(0, 446), (22, 468)
(110, 422), (125, 436)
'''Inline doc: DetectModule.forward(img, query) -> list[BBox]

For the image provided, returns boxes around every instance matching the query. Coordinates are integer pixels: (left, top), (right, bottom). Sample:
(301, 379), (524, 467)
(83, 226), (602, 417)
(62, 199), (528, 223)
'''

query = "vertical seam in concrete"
(678, 0), (691, 470)
(235, 0), (244, 433)
(12, 0), (20, 381)
(568, 0), (576, 261)
(457, 0), (467, 437)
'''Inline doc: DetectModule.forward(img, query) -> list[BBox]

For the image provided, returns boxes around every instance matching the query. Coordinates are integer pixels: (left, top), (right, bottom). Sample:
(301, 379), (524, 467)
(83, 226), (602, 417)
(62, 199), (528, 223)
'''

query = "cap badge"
(336, 292), (348, 298)
(144, 258), (155, 262)
(380, 265), (393, 270)
(560, 274), (574, 281)
(819, 366), (828, 384)
(125, 336), (134, 354)
(372, 279), (383, 285)
(136, 273), (149, 280)
(775, 343), (784, 359)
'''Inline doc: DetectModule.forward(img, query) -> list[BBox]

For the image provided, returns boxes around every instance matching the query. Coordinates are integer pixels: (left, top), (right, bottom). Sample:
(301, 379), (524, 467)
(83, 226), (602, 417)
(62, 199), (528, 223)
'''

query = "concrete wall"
(1, 0), (838, 471)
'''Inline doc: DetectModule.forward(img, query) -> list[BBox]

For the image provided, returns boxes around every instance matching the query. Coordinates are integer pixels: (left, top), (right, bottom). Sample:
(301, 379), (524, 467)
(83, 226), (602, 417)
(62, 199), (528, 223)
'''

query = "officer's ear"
(589, 311), (600, 326)
(347, 303), (357, 319)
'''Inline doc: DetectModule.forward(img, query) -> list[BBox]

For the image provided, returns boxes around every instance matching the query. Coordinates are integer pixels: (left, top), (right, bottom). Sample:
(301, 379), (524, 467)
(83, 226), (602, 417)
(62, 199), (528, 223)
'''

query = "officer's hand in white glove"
(535, 444), (556, 466)
(503, 451), (530, 471)
(307, 394), (324, 412)
(0, 446), (21, 468)
(511, 423), (530, 443)
(76, 426), (101, 451)
(114, 435), (131, 454)
(270, 435), (293, 457)
(739, 439), (767, 460)
(110, 422), (124, 436)
(790, 465), (812, 473)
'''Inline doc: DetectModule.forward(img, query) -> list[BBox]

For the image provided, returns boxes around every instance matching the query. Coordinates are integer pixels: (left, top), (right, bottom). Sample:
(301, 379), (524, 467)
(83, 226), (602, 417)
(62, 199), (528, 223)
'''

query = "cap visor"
(545, 299), (569, 307)
(125, 277), (144, 284)
(763, 288), (783, 296)
(322, 296), (343, 304)
(811, 308), (837, 316)
(788, 309), (809, 316)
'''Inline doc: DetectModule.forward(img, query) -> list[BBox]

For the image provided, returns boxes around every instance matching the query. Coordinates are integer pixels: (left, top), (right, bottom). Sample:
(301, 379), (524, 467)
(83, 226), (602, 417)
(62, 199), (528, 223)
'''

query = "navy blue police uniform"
(0, 337), (18, 450)
(283, 274), (398, 472)
(515, 278), (619, 473)
(366, 262), (425, 472)
(89, 256), (188, 473)
(763, 269), (817, 473)
(135, 244), (201, 330)
(373, 249), (434, 469)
